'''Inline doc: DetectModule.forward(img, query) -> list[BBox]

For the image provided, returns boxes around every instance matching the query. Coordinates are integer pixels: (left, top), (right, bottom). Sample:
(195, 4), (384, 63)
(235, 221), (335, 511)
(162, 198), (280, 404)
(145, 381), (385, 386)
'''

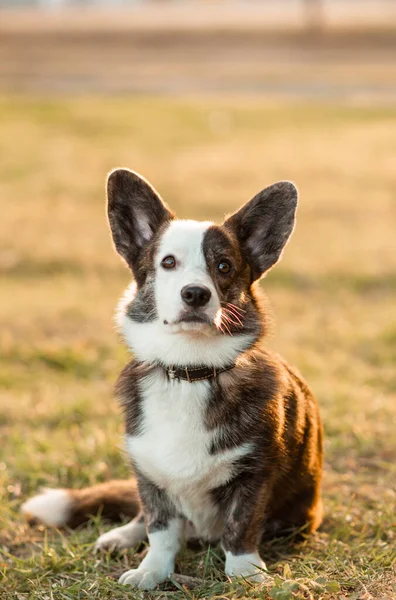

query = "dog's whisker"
(224, 310), (243, 326)
(222, 314), (242, 328)
(218, 323), (227, 336)
(226, 302), (246, 314)
(220, 311), (237, 324)
(220, 302), (246, 321)
(225, 307), (245, 321)
(227, 307), (244, 319)
(215, 312), (229, 336)
(222, 308), (243, 327)
(222, 323), (233, 336)
(220, 317), (233, 336)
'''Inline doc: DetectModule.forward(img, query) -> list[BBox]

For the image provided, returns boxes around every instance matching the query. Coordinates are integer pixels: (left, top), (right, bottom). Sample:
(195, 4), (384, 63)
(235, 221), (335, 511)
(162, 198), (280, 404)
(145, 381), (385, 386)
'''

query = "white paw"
(95, 522), (146, 552)
(225, 551), (270, 583)
(118, 568), (167, 590)
(95, 530), (132, 552)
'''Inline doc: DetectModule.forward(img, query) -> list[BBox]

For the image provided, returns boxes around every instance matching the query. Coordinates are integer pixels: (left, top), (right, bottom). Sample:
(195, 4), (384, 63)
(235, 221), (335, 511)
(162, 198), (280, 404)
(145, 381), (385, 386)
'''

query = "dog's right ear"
(107, 169), (174, 273)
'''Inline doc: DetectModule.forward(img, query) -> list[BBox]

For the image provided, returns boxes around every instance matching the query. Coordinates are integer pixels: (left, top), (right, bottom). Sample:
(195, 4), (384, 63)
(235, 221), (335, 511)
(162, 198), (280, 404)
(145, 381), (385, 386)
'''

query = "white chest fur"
(126, 372), (251, 540)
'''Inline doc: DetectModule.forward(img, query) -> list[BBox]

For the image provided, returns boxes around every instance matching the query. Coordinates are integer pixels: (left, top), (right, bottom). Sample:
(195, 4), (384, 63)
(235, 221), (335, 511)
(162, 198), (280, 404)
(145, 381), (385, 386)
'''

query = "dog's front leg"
(119, 473), (183, 590)
(221, 480), (271, 583)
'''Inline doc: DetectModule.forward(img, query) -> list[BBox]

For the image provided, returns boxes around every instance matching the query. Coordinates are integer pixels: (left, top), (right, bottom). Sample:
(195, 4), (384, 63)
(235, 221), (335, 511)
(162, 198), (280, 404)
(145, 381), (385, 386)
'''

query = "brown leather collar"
(161, 363), (235, 382)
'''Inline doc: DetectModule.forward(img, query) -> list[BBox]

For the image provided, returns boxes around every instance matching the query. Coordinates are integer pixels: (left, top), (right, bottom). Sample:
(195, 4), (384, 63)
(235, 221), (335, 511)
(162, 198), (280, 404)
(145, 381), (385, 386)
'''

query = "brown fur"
(67, 480), (141, 527)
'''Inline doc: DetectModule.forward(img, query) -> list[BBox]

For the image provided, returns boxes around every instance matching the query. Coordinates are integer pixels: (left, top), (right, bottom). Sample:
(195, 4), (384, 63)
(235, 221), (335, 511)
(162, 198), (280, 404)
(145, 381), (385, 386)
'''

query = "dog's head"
(107, 169), (297, 366)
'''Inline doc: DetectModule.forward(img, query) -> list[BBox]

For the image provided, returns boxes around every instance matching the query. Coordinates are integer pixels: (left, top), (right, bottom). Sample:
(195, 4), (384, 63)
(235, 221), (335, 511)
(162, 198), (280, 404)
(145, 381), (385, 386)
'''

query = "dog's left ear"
(107, 168), (174, 275)
(224, 181), (297, 281)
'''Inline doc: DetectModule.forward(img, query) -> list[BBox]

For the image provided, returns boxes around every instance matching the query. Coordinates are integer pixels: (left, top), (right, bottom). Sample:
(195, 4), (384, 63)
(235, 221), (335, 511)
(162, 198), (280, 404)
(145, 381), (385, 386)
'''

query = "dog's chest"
(126, 373), (249, 537)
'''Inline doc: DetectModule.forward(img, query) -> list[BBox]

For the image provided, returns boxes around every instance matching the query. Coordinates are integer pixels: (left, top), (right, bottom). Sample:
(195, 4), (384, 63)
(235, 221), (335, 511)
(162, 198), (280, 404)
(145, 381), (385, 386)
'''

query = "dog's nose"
(181, 285), (211, 308)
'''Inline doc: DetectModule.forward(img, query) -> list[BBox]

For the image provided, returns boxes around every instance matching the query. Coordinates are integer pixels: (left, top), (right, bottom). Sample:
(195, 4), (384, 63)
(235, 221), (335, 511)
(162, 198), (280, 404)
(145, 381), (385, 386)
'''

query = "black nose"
(181, 285), (211, 308)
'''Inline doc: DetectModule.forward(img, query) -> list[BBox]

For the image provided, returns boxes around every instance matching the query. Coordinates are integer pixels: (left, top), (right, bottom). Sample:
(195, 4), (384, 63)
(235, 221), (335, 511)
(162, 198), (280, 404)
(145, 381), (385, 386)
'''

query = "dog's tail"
(21, 480), (141, 528)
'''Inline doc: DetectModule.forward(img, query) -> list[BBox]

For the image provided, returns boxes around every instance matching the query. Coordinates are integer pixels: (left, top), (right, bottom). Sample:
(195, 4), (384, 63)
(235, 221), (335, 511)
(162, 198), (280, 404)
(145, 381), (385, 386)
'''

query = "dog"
(22, 168), (323, 590)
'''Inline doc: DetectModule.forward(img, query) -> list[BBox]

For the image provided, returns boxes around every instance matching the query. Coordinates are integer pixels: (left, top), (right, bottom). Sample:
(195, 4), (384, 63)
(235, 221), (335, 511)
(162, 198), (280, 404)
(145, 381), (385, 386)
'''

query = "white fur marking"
(117, 219), (255, 366)
(21, 489), (72, 527)
(154, 220), (219, 325)
(121, 318), (254, 366)
(119, 518), (183, 589)
(224, 551), (269, 582)
(126, 372), (252, 540)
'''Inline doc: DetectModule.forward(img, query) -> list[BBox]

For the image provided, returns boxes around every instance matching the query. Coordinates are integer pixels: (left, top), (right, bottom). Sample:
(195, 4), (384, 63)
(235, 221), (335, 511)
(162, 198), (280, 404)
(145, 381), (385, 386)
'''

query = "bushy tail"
(21, 480), (141, 528)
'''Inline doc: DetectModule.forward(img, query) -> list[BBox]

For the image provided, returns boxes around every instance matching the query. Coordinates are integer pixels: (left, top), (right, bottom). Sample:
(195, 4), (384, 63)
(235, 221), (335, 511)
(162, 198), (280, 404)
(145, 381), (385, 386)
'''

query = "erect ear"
(224, 181), (298, 281)
(107, 168), (174, 273)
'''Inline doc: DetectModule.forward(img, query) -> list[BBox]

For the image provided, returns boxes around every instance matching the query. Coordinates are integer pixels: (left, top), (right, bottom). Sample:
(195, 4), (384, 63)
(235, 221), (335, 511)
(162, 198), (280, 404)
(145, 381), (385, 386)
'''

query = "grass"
(0, 95), (395, 599)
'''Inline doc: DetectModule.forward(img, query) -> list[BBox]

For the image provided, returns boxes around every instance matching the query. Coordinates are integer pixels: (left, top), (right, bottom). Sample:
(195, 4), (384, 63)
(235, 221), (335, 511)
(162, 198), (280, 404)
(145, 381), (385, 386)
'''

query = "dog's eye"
(161, 255), (176, 269)
(218, 260), (232, 274)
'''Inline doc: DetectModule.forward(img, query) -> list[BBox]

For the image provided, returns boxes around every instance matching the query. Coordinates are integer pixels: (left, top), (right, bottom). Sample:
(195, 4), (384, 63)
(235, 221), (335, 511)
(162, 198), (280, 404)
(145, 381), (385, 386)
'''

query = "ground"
(0, 96), (395, 599)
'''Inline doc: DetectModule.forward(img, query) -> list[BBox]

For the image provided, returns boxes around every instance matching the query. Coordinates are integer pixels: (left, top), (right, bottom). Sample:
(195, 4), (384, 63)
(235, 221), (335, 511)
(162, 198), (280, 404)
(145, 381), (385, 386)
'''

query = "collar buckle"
(168, 366), (177, 380)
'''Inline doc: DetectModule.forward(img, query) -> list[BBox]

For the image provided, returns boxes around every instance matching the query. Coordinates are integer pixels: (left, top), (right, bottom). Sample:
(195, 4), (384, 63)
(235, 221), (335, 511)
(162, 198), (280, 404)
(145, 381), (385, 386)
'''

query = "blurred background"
(1, 1), (396, 98)
(1, 1), (395, 598)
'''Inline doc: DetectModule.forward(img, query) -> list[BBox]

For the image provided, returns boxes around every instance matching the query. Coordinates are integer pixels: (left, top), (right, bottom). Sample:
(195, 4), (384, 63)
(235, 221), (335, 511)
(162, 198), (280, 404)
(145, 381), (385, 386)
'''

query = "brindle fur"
(108, 170), (324, 556)
(115, 346), (323, 552)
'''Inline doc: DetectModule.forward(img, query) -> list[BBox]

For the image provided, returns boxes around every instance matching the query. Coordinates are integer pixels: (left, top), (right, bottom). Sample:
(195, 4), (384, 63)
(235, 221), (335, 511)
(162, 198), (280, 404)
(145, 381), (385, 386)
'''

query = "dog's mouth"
(163, 311), (215, 335)
(176, 312), (211, 325)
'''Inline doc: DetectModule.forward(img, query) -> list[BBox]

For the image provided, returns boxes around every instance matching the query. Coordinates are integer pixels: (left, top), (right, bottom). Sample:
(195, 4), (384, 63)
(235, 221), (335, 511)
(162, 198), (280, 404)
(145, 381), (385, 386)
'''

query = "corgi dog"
(23, 169), (323, 590)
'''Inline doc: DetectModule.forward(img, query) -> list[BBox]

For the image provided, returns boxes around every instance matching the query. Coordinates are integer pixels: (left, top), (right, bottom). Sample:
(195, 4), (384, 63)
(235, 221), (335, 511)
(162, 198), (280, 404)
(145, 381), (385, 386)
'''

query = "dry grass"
(0, 95), (395, 599)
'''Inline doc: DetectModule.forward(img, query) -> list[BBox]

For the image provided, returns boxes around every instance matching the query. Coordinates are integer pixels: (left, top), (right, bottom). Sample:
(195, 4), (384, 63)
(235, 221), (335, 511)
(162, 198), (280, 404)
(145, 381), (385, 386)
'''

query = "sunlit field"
(0, 96), (395, 599)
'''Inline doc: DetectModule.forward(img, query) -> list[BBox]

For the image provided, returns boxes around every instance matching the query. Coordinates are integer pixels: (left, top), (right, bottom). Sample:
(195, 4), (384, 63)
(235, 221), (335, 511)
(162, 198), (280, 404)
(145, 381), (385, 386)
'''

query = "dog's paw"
(95, 522), (146, 552)
(225, 551), (270, 583)
(95, 530), (132, 553)
(118, 568), (166, 590)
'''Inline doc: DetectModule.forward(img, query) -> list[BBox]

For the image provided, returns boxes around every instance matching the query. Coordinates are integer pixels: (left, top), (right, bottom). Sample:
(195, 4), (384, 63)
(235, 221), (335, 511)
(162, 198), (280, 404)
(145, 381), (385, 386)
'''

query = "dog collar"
(161, 363), (235, 383)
